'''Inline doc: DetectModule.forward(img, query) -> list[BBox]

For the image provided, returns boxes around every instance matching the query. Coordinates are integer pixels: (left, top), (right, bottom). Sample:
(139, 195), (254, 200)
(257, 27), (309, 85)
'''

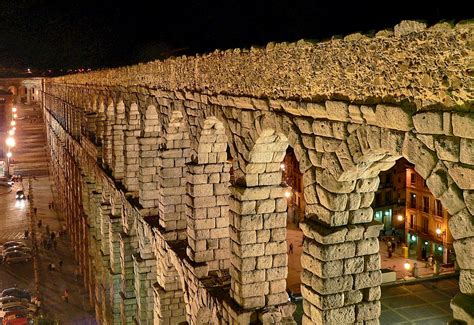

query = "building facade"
(374, 158), (454, 263)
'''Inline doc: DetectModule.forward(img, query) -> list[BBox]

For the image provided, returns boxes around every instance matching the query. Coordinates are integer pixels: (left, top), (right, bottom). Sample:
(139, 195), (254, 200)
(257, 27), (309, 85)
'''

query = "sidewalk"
(26, 175), (96, 324)
(379, 241), (456, 281)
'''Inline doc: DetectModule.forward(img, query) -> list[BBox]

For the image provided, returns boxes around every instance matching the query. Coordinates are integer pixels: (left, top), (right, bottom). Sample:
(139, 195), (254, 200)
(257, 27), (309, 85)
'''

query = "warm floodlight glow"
(285, 190), (291, 198)
(6, 152), (12, 158)
(13, 113), (18, 119)
(8, 129), (14, 136)
(10, 121), (16, 126)
(12, 107), (17, 112)
(6, 137), (15, 147)
(397, 215), (403, 221)
(436, 228), (442, 235)
(404, 262), (411, 270)
(280, 163), (285, 171)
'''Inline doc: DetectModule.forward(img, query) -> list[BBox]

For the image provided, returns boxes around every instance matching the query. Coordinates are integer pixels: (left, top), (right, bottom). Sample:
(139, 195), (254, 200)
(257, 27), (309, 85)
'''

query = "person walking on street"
(33, 207), (37, 215)
(387, 240), (393, 258)
(24, 229), (29, 239)
(62, 289), (69, 302)
(37, 219), (42, 228)
(289, 243), (294, 254)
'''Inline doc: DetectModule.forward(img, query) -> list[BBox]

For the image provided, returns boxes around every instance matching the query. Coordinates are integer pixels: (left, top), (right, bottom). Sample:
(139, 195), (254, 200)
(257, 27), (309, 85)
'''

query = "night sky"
(0, 1), (471, 71)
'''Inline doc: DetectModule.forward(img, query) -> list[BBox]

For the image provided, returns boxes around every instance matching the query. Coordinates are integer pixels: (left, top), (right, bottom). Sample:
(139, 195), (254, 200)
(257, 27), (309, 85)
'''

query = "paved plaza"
(380, 278), (458, 324)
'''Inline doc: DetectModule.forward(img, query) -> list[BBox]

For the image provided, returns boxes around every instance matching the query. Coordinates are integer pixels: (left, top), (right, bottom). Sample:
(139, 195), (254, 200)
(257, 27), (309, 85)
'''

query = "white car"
(1, 241), (26, 250)
(3, 246), (32, 255)
(2, 251), (31, 264)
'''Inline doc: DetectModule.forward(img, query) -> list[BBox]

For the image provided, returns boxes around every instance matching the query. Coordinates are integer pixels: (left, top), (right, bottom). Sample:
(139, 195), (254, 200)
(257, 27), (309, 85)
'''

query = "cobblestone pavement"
(380, 278), (458, 324)
(0, 101), (96, 324)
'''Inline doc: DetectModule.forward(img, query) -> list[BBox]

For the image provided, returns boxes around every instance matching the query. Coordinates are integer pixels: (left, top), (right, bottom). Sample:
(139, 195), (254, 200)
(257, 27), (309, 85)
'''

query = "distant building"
(373, 158), (454, 263)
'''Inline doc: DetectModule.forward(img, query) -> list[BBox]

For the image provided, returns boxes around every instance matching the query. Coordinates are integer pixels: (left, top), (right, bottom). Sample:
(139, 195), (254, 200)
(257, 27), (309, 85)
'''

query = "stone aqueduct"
(38, 21), (472, 324)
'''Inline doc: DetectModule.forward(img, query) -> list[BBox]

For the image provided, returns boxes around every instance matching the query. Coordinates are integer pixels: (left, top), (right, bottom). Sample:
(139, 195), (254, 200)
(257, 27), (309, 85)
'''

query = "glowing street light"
(12, 107), (17, 112)
(8, 129), (15, 136)
(6, 137), (16, 147)
(10, 121), (16, 126)
(397, 215), (403, 221)
(435, 228), (442, 235)
(404, 262), (411, 270)
(13, 113), (18, 119)
(285, 189), (292, 198)
(6, 152), (12, 158)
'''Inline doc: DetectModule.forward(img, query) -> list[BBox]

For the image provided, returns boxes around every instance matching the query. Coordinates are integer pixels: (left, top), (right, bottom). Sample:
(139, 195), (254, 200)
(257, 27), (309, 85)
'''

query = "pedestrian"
(289, 243), (294, 254)
(428, 255), (434, 267)
(62, 289), (69, 302)
(422, 246), (427, 260)
(24, 229), (29, 239)
(33, 207), (37, 215)
(59, 260), (63, 268)
(387, 240), (393, 258)
(37, 219), (42, 228)
(48, 203), (51, 209)
(412, 262), (419, 278)
(51, 232), (56, 241)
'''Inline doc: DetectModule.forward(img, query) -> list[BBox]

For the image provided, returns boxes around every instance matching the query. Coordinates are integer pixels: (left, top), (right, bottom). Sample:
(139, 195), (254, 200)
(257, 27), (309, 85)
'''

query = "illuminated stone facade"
(40, 20), (473, 324)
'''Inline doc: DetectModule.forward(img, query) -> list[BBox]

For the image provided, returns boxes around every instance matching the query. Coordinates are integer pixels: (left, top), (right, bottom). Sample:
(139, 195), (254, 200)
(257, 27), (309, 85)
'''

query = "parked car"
(0, 289), (31, 301)
(15, 190), (25, 200)
(0, 309), (34, 325)
(3, 247), (31, 255)
(1, 242), (26, 250)
(1, 302), (37, 314)
(0, 296), (29, 306)
(2, 252), (31, 265)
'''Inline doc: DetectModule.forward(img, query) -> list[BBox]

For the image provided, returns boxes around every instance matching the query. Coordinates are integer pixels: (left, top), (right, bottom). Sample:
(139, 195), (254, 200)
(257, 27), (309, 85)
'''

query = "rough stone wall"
(53, 21), (472, 109)
(41, 20), (473, 325)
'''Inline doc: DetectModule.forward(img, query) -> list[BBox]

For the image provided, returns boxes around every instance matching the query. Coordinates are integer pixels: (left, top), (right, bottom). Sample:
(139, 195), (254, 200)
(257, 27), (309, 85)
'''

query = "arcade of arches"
(39, 21), (472, 324)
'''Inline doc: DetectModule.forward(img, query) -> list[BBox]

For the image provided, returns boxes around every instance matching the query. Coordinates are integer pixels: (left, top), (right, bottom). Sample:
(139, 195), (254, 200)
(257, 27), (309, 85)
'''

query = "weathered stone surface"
(459, 270), (474, 295)
(434, 137), (460, 162)
(316, 186), (348, 212)
(452, 112), (474, 139)
(375, 105), (414, 131)
(356, 301), (381, 321)
(402, 132), (437, 179)
(354, 271), (382, 289)
(301, 285), (344, 310)
(447, 163), (474, 190)
(453, 237), (474, 270)
(394, 20), (426, 36)
(304, 239), (356, 261)
(460, 138), (474, 165)
(413, 112), (443, 134)
(448, 209), (474, 240)
(464, 190), (474, 215)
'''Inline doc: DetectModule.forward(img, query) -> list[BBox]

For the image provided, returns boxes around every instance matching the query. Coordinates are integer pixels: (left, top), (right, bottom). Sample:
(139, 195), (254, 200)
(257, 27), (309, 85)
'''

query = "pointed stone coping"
(300, 219), (384, 245)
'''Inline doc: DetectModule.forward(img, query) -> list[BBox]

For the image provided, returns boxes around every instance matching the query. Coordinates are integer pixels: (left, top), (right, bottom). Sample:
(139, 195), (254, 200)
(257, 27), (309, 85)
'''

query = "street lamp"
(6, 137), (15, 148)
(12, 107), (17, 113)
(8, 129), (14, 136)
(397, 214), (403, 221)
(6, 152), (12, 158)
(436, 228), (448, 263)
(10, 121), (16, 127)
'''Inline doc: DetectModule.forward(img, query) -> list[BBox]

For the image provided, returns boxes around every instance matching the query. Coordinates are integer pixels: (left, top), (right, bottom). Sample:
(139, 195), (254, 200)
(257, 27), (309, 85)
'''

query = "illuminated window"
(410, 193), (417, 208)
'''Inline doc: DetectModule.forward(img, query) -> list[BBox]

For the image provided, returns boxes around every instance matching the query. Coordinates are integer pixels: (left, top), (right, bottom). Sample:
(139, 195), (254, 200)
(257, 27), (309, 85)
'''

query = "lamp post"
(436, 228), (448, 264)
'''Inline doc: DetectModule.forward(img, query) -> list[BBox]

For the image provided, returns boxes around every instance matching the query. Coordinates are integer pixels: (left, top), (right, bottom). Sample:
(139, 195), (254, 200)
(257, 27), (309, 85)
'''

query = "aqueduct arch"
(39, 20), (472, 324)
